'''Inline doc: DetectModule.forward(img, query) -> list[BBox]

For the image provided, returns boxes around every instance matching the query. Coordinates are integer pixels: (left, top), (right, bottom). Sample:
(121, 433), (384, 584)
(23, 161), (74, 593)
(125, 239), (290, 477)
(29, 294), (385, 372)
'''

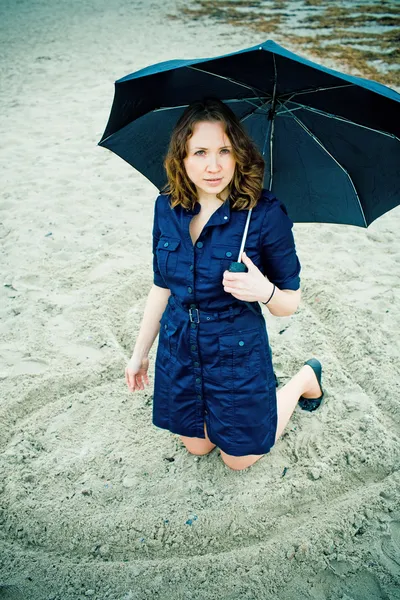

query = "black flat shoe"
(298, 358), (325, 412)
(274, 371), (278, 388)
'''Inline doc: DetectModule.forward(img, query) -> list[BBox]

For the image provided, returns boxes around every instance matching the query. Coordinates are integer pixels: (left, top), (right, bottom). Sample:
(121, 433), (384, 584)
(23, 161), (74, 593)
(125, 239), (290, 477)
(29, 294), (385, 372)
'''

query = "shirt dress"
(152, 188), (301, 457)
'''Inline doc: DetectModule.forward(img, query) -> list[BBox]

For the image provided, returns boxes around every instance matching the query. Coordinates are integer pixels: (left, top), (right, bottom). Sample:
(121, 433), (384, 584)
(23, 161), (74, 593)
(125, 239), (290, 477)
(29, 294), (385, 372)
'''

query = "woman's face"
(183, 120), (236, 201)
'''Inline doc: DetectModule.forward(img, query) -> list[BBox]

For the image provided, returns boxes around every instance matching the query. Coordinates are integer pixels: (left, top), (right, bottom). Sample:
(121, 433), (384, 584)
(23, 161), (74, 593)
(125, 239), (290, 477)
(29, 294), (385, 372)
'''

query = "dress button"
(239, 340), (245, 346)
(191, 323), (197, 329)
(191, 344), (197, 351)
(187, 286), (192, 293)
(224, 216), (228, 220)
(164, 324), (167, 329)
(163, 242), (169, 247)
(190, 265), (194, 271)
(196, 241), (203, 248)
(197, 394), (202, 400)
(225, 251), (232, 257)
(196, 377), (201, 383)
(194, 361), (199, 367)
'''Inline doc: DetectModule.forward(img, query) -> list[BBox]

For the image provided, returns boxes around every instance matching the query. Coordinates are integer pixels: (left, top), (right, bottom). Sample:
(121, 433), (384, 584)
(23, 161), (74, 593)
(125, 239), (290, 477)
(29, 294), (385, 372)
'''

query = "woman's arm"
(259, 284), (301, 317)
(131, 284), (171, 359)
(223, 254), (301, 318)
(259, 196), (302, 317)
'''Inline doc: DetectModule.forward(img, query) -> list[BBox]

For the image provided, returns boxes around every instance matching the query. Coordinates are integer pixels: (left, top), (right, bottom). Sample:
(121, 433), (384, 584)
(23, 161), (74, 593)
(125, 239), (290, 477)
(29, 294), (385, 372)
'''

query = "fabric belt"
(169, 294), (257, 323)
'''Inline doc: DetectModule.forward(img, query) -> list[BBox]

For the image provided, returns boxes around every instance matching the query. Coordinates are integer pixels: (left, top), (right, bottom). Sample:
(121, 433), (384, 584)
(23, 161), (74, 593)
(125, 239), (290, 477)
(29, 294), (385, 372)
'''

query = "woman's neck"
(196, 188), (230, 207)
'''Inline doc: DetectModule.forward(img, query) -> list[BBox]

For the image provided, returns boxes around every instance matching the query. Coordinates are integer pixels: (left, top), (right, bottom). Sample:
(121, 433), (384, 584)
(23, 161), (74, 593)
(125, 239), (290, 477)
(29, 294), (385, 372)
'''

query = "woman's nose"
(206, 155), (221, 171)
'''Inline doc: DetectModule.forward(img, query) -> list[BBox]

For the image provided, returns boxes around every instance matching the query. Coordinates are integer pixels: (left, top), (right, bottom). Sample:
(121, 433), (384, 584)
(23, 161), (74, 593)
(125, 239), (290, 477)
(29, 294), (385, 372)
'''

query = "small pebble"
(323, 541), (335, 555)
(122, 477), (136, 488)
(353, 516), (363, 529)
(295, 542), (309, 560)
(309, 468), (321, 481)
(286, 546), (296, 559)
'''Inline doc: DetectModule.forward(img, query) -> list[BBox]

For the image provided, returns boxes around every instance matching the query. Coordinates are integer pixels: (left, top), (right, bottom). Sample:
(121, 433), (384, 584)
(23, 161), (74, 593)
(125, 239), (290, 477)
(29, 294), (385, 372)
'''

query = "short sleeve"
(152, 195), (169, 289)
(259, 196), (301, 290)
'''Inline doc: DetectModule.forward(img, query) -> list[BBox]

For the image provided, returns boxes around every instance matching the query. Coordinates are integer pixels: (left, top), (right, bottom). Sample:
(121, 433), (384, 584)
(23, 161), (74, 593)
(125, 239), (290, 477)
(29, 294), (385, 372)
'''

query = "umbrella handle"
(228, 261), (260, 317)
(228, 208), (260, 316)
(228, 261), (247, 273)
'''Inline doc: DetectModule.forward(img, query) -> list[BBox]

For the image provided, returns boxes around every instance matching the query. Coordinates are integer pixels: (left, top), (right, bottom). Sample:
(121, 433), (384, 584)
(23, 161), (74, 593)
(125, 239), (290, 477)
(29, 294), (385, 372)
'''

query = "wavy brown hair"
(160, 97), (265, 211)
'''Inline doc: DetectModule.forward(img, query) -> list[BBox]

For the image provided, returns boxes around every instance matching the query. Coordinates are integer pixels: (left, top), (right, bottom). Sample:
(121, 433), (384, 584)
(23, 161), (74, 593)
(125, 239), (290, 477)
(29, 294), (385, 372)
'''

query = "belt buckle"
(189, 307), (200, 323)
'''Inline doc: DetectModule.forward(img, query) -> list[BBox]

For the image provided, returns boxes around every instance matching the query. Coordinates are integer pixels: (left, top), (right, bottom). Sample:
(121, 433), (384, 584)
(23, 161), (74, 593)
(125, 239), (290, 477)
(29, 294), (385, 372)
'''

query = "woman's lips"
(204, 178), (222, 185)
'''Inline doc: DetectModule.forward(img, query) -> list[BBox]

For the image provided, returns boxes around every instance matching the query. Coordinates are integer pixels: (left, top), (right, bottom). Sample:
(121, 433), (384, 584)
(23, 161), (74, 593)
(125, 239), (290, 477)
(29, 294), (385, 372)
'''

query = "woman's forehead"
(188, 121), (231, 147)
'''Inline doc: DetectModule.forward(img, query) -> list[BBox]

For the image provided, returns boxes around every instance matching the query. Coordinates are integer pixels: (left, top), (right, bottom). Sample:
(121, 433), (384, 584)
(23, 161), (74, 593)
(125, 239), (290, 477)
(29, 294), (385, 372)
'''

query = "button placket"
(187, 216), (208, 425)
(189, 320), (207, 425)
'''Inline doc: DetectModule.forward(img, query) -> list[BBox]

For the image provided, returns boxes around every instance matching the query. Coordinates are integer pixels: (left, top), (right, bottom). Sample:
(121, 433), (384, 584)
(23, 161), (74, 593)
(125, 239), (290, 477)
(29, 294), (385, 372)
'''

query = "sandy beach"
(0, 0), (400, 599)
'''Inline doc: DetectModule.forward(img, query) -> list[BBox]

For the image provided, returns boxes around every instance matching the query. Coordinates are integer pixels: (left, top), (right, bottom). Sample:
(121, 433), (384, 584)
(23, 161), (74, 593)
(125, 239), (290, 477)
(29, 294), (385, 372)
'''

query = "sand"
(0, 0), (399, 599)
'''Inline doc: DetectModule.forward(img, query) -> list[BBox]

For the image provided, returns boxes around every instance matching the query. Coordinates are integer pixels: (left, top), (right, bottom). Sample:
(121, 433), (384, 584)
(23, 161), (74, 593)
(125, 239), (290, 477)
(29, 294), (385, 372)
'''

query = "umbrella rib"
(268, 53), (278, 190)
(240, 100), (269, 119)
(152, 97), (270, 113)
(240, 98), (271, 122)
(279, 101), (400, 141)
(281, 83), (354, 101)
(187, 65), (271, 99)
(280, 105), (368, 227)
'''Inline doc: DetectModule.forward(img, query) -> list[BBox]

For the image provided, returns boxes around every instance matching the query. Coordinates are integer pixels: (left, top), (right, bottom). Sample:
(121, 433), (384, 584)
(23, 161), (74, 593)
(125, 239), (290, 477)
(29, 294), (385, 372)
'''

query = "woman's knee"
(220, 451), (266, 471)
(180, 435), (216, 455)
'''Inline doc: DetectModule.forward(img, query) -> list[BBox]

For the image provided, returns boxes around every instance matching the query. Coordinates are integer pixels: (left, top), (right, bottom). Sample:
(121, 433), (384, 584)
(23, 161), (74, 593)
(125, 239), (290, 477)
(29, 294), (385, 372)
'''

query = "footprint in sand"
(0, 585), (25, 600)
(303, 566), (386, 600)
(381, 520), (400, 576)
(8, 357), (49, 376)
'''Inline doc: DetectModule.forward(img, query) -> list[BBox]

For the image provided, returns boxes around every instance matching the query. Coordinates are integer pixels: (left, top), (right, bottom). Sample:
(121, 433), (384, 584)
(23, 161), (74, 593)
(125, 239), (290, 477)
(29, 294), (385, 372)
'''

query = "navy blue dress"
(152, 188), (301, 456)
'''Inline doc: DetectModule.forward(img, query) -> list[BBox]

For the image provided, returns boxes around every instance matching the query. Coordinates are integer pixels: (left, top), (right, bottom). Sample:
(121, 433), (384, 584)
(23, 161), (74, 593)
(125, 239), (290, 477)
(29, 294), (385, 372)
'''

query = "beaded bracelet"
(261, 284), (276, 305)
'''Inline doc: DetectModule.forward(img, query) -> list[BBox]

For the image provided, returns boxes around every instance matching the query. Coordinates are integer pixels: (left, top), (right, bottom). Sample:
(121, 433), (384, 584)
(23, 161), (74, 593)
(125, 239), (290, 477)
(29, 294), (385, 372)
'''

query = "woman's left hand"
(222, 252), (274, 303)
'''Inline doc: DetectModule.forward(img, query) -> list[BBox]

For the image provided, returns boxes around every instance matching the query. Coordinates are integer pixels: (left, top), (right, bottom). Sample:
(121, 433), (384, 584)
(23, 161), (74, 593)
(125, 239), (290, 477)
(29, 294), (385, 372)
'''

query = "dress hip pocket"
(159, 315), (180, 364)
(218, 328), (261, 383)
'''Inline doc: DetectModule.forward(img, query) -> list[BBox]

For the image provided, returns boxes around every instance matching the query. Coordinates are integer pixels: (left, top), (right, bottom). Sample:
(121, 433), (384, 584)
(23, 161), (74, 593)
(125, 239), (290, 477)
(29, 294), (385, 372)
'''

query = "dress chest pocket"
(156, 237), (181, 279)
(210, 244), (240, 281)
(218, 328), (261, 382)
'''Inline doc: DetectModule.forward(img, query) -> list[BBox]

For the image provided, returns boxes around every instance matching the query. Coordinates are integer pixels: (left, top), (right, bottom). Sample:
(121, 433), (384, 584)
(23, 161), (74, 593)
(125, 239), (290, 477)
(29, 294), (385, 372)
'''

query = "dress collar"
(184, 195), (231, 225)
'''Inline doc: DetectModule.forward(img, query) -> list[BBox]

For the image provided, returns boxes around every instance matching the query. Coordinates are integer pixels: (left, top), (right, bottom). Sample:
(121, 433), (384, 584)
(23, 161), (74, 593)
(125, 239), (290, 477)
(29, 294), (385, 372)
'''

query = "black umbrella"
(98, 39), (400, 227)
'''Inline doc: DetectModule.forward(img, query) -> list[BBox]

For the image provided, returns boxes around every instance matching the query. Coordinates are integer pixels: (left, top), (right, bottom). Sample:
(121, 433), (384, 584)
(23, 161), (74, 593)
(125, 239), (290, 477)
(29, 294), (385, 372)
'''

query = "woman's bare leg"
(180, 421), (216, 456)
(221, 364), (323, 470)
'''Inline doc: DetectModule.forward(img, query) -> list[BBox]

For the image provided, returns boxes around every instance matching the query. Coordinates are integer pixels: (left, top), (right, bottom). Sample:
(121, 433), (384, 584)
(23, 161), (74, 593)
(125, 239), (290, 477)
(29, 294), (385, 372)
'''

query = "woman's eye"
(194, 149), (230, 156)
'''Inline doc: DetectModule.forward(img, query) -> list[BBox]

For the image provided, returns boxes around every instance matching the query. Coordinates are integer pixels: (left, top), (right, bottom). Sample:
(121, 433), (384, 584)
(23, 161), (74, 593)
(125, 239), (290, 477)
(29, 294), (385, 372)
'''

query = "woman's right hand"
(125, 355), (150, 392)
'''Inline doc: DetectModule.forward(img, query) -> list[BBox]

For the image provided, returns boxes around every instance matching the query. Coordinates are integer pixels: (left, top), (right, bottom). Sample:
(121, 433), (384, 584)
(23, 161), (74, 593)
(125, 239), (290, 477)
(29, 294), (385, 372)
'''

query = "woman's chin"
(198, 180), (228, 193)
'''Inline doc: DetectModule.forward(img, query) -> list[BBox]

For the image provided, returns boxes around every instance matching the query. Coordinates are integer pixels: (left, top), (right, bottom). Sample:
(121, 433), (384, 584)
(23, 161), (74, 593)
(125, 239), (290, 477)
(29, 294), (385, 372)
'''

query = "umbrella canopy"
(98, 39), (400, 227)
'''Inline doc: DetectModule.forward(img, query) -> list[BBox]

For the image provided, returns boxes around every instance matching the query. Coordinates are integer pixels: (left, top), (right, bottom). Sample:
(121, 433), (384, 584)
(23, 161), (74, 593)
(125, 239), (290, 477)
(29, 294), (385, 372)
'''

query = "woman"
(125, 97), (324, 471)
